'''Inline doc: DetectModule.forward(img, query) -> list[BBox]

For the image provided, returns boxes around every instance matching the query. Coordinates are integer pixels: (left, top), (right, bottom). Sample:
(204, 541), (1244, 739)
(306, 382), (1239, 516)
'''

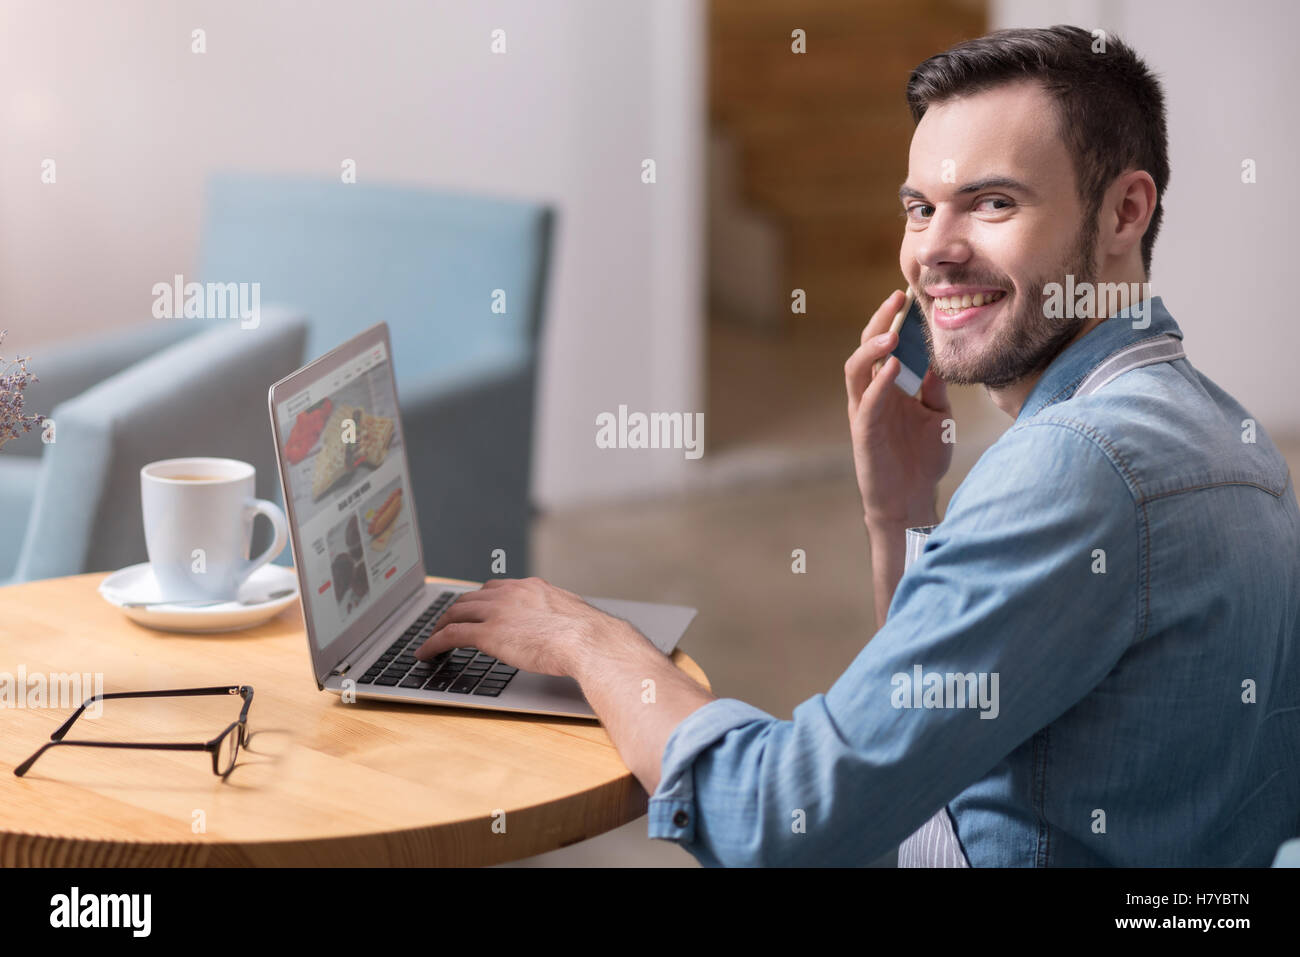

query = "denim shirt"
(647, 297), (1300, 866)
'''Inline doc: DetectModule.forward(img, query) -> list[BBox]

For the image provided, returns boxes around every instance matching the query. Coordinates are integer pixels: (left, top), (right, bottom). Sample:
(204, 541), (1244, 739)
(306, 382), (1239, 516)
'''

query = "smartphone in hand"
(885, 287), (930, 396)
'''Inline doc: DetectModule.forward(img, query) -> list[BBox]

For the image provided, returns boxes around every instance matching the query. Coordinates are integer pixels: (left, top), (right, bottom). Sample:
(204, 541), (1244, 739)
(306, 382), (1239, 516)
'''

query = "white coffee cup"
(141, 457), (288, 601)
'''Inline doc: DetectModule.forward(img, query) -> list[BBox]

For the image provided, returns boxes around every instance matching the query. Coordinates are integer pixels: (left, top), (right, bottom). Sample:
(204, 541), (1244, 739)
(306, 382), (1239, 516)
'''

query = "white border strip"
(1075, 334), (1184, 397)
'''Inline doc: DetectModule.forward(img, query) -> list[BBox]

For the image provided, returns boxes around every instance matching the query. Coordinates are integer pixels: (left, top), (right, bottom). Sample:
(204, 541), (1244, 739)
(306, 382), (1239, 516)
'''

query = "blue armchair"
(6, 313), (307, 584)
(198, 173), (554, 583)
(0, 321), (202, 581)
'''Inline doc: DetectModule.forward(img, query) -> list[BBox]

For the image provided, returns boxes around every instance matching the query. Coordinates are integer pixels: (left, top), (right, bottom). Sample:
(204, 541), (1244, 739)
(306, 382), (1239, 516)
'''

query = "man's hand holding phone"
(845, 288), (953, 533)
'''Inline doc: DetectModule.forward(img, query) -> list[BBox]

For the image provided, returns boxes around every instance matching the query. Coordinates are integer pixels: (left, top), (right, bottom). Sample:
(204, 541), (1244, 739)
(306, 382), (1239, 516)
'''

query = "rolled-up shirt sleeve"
(648, 698), (776, 855)
(646, 421), (1143, 866)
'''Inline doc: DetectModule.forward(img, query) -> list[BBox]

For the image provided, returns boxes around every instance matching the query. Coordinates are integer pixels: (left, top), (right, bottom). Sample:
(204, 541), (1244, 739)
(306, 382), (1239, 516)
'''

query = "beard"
(920, 216), (1099, 389)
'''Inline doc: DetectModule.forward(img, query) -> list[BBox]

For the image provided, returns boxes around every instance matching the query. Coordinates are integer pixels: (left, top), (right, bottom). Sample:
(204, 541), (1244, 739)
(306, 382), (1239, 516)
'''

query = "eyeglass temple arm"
(14, 739), (211, 777)
(51, 686), (248, 741)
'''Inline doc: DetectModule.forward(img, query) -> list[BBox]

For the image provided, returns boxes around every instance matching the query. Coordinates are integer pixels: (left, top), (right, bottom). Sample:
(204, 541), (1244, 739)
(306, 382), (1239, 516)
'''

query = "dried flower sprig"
(0, 330), (46, 450)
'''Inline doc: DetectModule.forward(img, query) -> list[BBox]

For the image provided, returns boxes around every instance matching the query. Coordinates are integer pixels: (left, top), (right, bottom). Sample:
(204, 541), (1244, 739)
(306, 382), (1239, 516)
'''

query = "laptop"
(267, 322), (697, 719)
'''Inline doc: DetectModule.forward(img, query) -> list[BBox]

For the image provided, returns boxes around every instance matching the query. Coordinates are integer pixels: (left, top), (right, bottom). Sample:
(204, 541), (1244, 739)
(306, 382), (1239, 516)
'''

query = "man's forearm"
(867, 508), (936, 630)
(570, 621), (717, 796)
(869, 520), (909, 630)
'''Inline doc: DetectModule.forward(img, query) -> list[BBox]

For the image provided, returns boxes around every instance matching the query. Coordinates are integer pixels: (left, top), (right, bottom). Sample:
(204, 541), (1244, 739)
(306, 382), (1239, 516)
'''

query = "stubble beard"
(921, 218), (1099, 389)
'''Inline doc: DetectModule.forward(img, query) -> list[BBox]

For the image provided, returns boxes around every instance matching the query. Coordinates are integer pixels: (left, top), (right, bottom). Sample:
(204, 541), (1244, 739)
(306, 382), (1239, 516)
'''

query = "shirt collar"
(1016, 295), (1182, 422)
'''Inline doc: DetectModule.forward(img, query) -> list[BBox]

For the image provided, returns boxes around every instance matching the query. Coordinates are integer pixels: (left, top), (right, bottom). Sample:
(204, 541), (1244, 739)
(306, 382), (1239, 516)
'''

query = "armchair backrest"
(198, 173), (554, 389)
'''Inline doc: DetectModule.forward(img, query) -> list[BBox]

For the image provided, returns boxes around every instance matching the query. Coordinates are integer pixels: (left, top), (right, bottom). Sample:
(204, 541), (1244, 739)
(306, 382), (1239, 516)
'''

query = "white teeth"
(934, 290), (1004, 314)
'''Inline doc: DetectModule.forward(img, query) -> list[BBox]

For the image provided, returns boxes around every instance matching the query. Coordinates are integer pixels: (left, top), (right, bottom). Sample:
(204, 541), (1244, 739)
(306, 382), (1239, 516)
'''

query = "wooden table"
(0, 573), (709, 866)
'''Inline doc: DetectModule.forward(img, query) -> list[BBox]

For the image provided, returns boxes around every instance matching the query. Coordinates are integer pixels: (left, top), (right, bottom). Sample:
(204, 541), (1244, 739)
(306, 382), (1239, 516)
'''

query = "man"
(416, 26), (1300, 866)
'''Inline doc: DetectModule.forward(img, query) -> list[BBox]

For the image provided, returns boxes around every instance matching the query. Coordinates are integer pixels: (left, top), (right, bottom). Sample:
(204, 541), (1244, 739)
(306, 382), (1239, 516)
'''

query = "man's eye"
(976, 197), (1013, 212)
(906, 204), (935, 221)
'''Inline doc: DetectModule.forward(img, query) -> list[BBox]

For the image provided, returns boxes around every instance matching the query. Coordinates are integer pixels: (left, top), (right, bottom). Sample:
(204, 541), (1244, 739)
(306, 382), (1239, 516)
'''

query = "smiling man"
(417, 26), (1300, 866)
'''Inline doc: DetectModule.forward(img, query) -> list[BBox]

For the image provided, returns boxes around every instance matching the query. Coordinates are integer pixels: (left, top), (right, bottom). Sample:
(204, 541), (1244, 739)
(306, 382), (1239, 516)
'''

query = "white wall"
(0, 0), (705, 508)
(995, 0), (1300, 436)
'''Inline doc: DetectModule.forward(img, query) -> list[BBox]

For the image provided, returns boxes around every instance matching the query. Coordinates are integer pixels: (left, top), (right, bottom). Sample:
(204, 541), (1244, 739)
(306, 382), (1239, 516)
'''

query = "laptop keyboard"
(354, 590), (519, 697)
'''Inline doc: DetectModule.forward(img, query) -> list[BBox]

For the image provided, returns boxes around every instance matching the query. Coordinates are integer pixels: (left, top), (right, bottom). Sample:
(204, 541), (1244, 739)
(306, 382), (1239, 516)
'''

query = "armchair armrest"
(3, 321), (200, 458)
(11, 316), (307, 582)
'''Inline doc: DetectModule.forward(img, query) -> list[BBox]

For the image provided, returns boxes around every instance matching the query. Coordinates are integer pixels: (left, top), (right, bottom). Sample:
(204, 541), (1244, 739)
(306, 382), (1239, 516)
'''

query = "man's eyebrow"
(899, 176), (1038, 202)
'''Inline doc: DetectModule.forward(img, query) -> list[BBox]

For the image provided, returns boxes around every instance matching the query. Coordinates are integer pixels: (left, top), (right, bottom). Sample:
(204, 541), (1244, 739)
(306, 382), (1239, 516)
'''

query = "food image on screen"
(361, 479), (408, 554)
(359, 411), (395, 468)
(311, 405), (396, 500)
(276, 353), (405, 536)
(285, 398), (333, 464)
(345, 511), (362, 558)
(368, 488), (402, 547)
(331, 553), (353, 601)
(325, 512), (371, 616)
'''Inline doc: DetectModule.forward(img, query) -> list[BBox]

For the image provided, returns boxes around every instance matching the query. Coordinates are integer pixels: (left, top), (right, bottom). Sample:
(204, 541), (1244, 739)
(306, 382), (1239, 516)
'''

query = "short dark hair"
(905, 25), (1169, 275)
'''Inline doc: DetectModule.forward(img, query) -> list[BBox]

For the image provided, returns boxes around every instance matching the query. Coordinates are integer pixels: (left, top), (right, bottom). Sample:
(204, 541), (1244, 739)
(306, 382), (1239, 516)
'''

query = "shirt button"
(673, 810), (689, 828)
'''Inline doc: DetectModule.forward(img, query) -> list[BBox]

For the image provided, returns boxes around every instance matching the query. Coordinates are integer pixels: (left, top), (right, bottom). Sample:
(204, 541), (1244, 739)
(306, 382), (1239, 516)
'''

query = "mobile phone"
(885, 287), (929, 396)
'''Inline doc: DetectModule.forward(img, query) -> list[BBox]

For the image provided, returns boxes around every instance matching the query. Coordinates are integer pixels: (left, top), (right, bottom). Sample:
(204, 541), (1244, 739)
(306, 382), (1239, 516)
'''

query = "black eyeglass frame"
(13, 685), (254, 778)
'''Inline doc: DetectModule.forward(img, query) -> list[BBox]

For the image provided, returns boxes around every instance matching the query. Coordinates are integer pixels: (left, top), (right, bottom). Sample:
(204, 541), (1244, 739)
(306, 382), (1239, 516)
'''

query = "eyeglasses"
(13, 685), (254, 778)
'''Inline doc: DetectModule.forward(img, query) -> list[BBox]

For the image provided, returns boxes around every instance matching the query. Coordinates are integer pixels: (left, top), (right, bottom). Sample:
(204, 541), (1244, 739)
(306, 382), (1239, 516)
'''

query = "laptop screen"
(272, 337), (420, 654)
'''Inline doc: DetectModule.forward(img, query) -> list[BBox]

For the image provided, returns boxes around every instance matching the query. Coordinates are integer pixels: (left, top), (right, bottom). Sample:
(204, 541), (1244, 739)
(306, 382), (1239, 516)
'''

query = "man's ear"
(1102, 169), (1157, 262)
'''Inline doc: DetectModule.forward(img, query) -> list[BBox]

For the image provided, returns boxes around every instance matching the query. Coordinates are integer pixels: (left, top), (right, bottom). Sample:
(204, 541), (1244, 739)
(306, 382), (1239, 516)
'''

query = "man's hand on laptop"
(415, 576), (715, 795)
(412, 577), (649, 678)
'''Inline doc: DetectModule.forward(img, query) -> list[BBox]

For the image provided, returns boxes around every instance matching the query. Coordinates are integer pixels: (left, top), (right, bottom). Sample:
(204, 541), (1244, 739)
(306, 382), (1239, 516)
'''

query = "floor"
(501, 312), (1300, 867)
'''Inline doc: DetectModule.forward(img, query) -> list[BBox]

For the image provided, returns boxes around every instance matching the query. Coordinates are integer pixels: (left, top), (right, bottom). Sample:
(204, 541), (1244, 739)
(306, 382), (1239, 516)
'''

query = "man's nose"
(915, 207), (972, 269)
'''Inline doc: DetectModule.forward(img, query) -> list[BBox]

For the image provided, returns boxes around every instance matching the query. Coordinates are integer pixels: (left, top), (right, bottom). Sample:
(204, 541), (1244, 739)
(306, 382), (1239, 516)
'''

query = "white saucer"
(98, 563), (300, 633)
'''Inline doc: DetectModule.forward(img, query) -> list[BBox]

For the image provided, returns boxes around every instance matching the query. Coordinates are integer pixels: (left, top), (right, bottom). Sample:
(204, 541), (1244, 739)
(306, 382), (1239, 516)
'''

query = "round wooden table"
(0, 573), (710, 866)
